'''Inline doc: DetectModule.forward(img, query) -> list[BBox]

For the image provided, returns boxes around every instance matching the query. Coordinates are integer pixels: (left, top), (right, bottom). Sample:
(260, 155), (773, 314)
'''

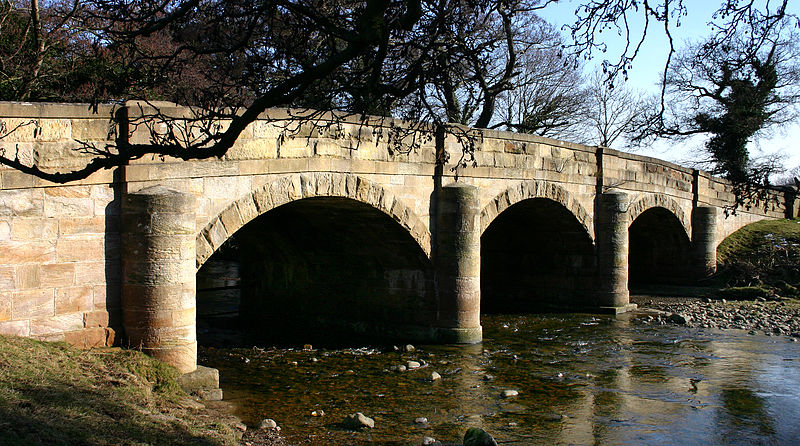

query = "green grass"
(0, 335), (241, 446)
(718, 218), (800, 263)
(716, 218), (800, 291)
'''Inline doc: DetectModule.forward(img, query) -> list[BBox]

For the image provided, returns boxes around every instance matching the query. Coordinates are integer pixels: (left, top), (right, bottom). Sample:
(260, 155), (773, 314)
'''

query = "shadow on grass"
(0, 384), (222, 446)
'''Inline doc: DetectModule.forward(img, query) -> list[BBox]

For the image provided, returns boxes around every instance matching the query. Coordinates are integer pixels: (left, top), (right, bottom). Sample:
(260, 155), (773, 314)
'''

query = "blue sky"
(538, 0), (800, 173)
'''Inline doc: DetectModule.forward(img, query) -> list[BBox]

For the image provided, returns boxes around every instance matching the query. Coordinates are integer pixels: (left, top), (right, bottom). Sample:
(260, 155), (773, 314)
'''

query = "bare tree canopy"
(1, 0), (798, 187)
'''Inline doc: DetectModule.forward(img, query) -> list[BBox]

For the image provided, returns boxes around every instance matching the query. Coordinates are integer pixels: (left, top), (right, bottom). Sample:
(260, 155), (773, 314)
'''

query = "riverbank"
(631, 293), (800, 339)
(0, 334), (291, 446)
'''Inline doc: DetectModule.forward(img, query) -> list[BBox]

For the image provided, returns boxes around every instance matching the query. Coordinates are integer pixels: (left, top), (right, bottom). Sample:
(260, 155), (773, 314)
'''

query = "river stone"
(415, 417), (428, 424)
(430, 371), (441, 381)
(464, 427), (498, 446)
(407, 360), (421, 369)
(668, 313), (688, 325)
(343, 412), (374, 429)
(483, 374), (495, 381)
(258, 419), (278, 430)
(501, 389), (519, 398)
(421, 437), (441, 445)
(404, 344), (416, 352)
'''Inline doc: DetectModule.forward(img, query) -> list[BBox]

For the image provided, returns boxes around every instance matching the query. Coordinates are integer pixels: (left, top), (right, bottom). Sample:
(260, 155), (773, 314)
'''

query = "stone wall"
(0, 103), (120, 346)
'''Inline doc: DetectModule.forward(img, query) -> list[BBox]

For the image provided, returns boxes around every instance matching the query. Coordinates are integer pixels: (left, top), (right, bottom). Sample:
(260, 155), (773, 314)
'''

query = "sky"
(538, 0), (800, 175)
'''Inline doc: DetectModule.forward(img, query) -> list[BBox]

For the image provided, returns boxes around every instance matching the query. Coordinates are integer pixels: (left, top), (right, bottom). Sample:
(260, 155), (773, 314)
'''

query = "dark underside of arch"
(481, 198), (596, 313)
(197, 197), (435, 346)
(628, 207), (692, 286)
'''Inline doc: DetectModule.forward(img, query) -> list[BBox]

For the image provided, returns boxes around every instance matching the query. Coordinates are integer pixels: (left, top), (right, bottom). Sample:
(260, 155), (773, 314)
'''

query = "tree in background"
(0, 0), (798, 193)
(581, 71), (649, 148)
(494, 21), (587, 141)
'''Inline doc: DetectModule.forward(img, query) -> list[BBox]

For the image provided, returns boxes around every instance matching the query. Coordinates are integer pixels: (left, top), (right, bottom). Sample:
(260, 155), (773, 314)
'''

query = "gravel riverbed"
(632, 295), (800, 339)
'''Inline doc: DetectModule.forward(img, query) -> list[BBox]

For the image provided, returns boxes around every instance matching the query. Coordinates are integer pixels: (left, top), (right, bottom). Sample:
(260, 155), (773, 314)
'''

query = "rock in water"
(404, 344), (416, 352)
(464, 427), (498, 446)
(407, 360), (421, 369)
(258, 419), (278, 430)
(501, 389), (519, 398)
(430, 371), (442, 381)
(421, 436), (441, 445)
(343, 412), (375, 429)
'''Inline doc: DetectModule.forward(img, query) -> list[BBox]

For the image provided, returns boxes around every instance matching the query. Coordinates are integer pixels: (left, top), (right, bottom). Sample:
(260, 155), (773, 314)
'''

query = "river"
(198, 260), (800, 445)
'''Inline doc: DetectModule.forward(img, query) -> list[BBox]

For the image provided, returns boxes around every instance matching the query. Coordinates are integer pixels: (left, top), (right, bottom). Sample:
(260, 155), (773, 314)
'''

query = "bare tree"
(582, 71), (650, 148)
(494, 21), (588, 141)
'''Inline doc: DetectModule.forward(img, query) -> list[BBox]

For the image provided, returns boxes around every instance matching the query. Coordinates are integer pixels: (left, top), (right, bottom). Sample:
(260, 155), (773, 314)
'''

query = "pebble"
(641, 298), (800, 337)
(421, 436), (441, 445)
(415, 417), (428, 424)
(430, 371), (442, 381)
(483, 374), (494, 381)
(404, 344), (416, 352)
(311, 410), (325, 417)
(501, 389), (519, 398)
(407, 360), (421, 369)
(343, 412), (375, 429)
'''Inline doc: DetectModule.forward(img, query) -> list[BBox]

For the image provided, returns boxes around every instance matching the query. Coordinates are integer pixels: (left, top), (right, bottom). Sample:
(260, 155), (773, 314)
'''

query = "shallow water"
(197, 261), (800, 445)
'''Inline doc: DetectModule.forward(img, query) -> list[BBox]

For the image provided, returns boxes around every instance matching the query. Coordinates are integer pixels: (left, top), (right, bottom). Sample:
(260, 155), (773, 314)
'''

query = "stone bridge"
(0, 102), (795, 373)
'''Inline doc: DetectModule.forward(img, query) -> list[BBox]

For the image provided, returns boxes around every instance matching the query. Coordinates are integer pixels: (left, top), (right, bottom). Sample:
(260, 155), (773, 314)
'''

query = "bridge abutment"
(434, 183), (482, 343)
(595, 192), (631, 309)
(691, 206), (718, 280)
(122, 186), (197, 374)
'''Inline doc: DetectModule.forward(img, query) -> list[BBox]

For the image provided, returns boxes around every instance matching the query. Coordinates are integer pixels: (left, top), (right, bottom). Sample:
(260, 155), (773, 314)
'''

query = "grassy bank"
(0, 335), (242, 446)
(716, 218), (800, 296)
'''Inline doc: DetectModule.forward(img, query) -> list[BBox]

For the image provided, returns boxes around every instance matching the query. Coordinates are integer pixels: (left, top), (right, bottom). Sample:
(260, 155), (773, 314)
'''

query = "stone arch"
(196, 172), (431, 268)
(627, 193), (690, 238)
(480, 180), (594, 241)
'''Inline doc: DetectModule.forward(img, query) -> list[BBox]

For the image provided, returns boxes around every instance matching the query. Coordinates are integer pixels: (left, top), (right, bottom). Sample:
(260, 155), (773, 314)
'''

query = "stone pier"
(595, 192), (631, 310)
(434, 183), (482, 343)
(121, 186), (197, 374)
(691, 206), (718, 280)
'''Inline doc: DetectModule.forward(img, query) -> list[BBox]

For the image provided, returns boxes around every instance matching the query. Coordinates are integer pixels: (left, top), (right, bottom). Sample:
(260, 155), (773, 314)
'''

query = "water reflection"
(197, 262), (800, 445)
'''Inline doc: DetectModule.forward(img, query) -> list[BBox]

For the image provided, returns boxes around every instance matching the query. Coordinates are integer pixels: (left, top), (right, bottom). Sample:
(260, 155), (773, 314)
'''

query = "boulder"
(464, 427), (498, 446)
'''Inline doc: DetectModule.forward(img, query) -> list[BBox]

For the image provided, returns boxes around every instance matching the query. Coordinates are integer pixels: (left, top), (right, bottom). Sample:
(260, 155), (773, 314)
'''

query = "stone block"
(44, 195), (95, 218)
(177, 365), (220, 393)
(71, 119), (113, 141)
(0, 189), (43, 217)
(204, 218), (228, 250)
(0, 220), (9, 240)
(236, 196), (258, 225)
(1, 170), (38, 189)
(0, 297), (10, 322)
(0, 265), (14, 291)
(84, 310), (109, 328)
(11, 218), (58, 240)
(12, 289), (54, 319)
(219, 205), (244, 234)
(64, 327), (108, 349)
(56, 237), (104, 262)
(30, 312), (84, 336)
(58, 216), (105, 235)
(56, 286), (93, 315)
(0, 240), (55, 264)
(74, 261), (106, 285)
(0, 320), (29, 336)
(14, 264), (40, 289)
